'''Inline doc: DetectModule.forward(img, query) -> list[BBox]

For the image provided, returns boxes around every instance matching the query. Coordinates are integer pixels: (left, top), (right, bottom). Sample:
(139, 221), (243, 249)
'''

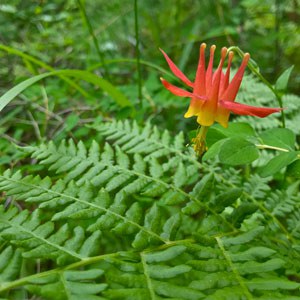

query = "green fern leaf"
(26, 269), (107, 300)
(0, 246), (22, 282)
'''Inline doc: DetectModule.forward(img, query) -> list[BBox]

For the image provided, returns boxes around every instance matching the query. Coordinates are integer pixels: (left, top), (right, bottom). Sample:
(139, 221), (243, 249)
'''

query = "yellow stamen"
(192, 126), (209, 157)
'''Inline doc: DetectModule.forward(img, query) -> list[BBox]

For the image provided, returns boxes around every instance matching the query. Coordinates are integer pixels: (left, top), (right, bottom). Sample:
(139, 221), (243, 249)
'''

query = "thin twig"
(76, 0), (109, 78)
(134, 0), (143, 108)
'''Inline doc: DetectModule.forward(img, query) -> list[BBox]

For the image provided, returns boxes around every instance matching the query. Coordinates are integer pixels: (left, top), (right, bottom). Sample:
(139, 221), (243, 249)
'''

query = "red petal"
(221, 53), (250, 101)
(161, 78), (206, 100)
(220, 100), (282, 117)
(160, 48), (194, 88)
(207, 47), (227, 99)
(194, 43), (207, 96)
(205, 45), (216, 93)
(219, 51), (234, 95)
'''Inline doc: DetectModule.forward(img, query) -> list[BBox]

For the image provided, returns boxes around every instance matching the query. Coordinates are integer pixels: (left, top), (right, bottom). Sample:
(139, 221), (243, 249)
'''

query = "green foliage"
(0, 120), (299, 299)
(0, 69), (132, 112)
(0, 1), (300, 299)
(218, 137), (259, 166)
(202, 122), (300, 176)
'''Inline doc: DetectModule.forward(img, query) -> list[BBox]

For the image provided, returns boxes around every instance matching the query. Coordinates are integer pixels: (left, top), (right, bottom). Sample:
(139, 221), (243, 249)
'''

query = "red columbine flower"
(160, 43), (282, 128)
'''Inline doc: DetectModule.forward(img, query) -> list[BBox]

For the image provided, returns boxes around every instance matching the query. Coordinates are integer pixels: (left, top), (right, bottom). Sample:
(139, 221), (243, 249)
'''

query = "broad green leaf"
(259, 128), (296, 151)
(218, 137), (259, 165)
(217, 122), (256, 138)
(202, 138), (227, 161)
(259, 151), (298, 178)
(275, 65), (294, 92)
(287, 159), (300, 178)
(207, 122), (256, 148)
(0, 70), (132, 112)
(206, 127), (227, 147)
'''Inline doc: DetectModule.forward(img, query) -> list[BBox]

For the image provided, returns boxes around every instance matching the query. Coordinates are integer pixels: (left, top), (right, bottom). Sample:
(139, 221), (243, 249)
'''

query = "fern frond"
(1, 119), (300, 299)
(0, 205), (101, 265)
(265, 190), (300, 219)
(90, 119), (195, 163)
(0, 174), (170, 250)
(21, 138), (238, 233)
(236, 75), (300, 134)
(102, 235), (300, 300)
(243, 175), (271, 199)
(26, 269), (107, 300)
(0, 246), (22, 282)
(28, 138), (199, 196)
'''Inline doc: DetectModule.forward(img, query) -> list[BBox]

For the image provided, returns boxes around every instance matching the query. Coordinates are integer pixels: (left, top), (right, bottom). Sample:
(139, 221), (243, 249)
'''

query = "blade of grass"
(76, 0), (109, 78)
(178, 21), (201, 70)
(0, 70), (133, 112)
(134, 0), (143, 108)
(88, 58), (174, 79)
(0, 44), (89, 98)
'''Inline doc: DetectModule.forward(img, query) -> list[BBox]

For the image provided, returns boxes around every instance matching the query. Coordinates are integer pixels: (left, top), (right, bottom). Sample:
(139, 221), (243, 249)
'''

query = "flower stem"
(227, 46), (286, 128)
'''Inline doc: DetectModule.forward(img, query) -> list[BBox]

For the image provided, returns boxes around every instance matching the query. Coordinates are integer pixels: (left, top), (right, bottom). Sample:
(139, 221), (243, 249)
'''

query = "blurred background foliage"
(1, 0), (299, 84)
(0, 0), (299, 156)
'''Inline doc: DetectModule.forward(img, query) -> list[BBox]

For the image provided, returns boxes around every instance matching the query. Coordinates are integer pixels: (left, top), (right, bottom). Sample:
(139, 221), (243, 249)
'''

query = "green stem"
(0, 269), (58, 293)
(215, 237), (253, 300)
(0, 252), (119, 293)
(134, 0), (143, 108)
(256, 144), (300, 158)
(255, 144), (289, 152)
(274, 0), (282, 77)
(244, 164), (250, 180)
(227, 46), (286, 128)
(76, 0), (109, 78)
(249, 67), (285, 128)
(141, 252), (156, 300)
